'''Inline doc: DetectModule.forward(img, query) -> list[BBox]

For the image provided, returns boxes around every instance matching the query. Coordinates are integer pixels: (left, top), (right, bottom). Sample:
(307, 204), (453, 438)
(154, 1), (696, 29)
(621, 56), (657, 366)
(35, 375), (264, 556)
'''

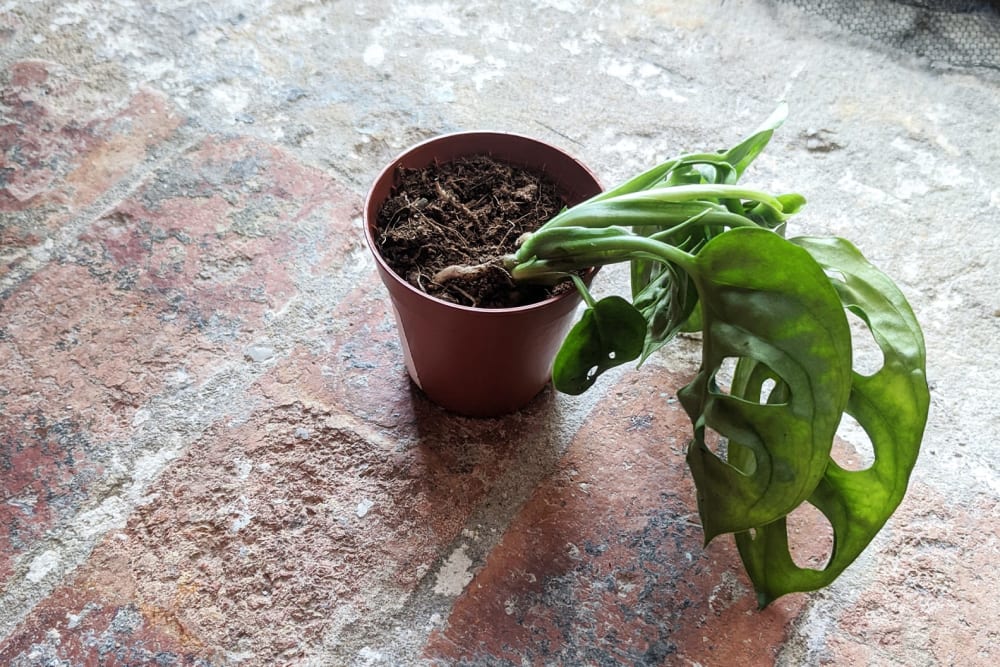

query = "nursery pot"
(363, 132), (602, 417)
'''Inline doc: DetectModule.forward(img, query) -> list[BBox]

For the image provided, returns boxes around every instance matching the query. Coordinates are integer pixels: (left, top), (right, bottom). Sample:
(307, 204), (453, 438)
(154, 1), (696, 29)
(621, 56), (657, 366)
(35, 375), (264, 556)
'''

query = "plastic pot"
(363, 132), (602, 417)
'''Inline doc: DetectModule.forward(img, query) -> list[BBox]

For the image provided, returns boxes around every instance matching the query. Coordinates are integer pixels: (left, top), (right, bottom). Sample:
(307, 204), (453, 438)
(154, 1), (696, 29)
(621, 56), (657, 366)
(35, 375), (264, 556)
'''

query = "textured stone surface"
(781, 485), (1000, 666)
(0, 355), (581, 664)
(2, 0), (1000, 665)
(0, 134), (358, 615)
(0, 405), (495, 664)
(422, 366), (823, 666)
(0, 59), (181, 279)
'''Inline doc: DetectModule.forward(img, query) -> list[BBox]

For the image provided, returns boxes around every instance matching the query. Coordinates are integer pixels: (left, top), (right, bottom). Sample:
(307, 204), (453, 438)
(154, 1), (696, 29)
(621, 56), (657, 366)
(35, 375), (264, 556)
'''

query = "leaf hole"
(759, 378), (777, 404)
(704, 426), (757, 476)
(847, 309), (884, 377)
(711, 357), (788, 406)
(704, 425), (729, 461)
(586, 365), (599, 379)
(608, 351), (616, 360)
(786, 501), (834, 571)
(831, 411), (875, 471)
(712, 356), (738, 393)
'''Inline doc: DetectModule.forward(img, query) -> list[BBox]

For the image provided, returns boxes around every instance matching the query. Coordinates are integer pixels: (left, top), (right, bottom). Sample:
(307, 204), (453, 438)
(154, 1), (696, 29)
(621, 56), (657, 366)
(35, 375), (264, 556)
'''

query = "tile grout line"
(0, 259), (383, 641)
(313, 367), (625, 665)
(0, 137), (377, 641)
(0, 129), (202, 303)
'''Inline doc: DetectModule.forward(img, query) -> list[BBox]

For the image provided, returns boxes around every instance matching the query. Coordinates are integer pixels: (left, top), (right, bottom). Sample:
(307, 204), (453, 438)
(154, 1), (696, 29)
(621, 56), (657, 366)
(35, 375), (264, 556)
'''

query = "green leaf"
(552, 295), (647, 395)
(632, 260), (699, 362)
(511, 107), (928, 605)
(734, 237), (929, 606)
(677, 228), (853, 541)
(581, 103), (784, 207)
(776, 193), (807, 215)
(743, 193), (807, 232)
(724, 102), (787, 177)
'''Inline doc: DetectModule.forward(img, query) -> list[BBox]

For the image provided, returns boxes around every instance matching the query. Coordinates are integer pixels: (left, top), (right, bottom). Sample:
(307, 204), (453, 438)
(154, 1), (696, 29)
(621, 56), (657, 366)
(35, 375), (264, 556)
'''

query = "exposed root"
(432, 262), (496, 284)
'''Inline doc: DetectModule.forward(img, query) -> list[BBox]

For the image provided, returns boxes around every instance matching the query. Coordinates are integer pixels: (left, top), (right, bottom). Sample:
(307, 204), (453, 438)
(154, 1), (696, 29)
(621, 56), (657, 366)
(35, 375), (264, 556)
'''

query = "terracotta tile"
(2, 271), (562, 664)
(423, 367), (817, 665)
(0, 549), (212, 666)
(0, 60), (182, 277)
(267, 277), (415, 429)
(0, 136), (358, 591)
(251, 316), (572, 582)
(0, 371), (559, 665)
(822, 486), (999, 666)
(0, 413), (104, 585)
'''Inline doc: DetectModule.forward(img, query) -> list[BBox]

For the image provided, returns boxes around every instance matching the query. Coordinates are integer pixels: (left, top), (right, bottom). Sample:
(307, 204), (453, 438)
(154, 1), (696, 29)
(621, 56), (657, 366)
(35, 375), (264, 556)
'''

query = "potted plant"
(363, 131), (602, 417)
(363, 106), (929, 605)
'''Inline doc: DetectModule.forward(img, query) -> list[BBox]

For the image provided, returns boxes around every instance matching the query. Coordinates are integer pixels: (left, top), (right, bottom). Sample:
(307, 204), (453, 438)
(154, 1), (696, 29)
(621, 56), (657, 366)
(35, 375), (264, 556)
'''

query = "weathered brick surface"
(0, 60), (181, 278)
(0, 136), (358, 592)
(818, 487), (999, 666)
(0, 548), (212, 666)
(422, 367), (816, 666)
(0, 411), (105, 586)
(0, 343), (559, 665)
(3, 2), (998, 664)
(267, 276), (417, 430)
(253, 293), (582, 589)
(1, 248), (559, 663)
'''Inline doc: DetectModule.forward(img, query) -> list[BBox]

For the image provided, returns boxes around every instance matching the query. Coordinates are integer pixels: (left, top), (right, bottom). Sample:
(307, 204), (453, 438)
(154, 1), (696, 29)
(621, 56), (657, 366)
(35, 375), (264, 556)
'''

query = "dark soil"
(374, 155), (569, 308)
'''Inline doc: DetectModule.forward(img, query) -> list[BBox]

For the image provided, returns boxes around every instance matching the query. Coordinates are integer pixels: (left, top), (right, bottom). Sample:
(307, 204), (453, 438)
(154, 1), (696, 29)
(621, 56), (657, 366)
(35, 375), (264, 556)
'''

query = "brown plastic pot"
(363, 132), (602, 417)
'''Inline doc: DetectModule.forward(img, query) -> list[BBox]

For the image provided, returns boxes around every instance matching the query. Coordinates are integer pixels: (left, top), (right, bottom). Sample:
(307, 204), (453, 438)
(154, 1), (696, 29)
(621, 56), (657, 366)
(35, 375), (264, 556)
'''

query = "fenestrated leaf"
(734, 236), (929, 607)
(510, 107), (928, 606)
(677, 228), (853, 541)
(552, 295), (647, 395)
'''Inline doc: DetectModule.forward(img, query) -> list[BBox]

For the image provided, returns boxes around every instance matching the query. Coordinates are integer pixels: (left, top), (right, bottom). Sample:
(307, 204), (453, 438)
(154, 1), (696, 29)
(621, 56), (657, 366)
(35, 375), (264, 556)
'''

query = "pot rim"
(363, 130), (601, 316)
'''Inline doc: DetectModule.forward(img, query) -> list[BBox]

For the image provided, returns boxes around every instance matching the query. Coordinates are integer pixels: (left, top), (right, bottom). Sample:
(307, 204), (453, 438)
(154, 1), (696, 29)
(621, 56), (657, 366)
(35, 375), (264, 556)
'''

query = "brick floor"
(0, 133), (358, 608)
(1, 109), (991, 667)
(818, 486), (999, 665)
(1, 60), (181, 280)
(0, 322), (574, 664)
(0, 402), (517, 664)
(422, 366), (814, 666)
(3, 3), (999, 666)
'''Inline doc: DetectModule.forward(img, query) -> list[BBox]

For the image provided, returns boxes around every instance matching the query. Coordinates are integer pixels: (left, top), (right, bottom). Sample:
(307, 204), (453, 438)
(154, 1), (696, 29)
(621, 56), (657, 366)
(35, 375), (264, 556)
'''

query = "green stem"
(588, 153), (741, 202)
(545, 202), (758, 232)
(512, 233), (696, 282)
(619, 184), (786, 208)
(543, 185), (787, 230)
(570, 274), (597, 308)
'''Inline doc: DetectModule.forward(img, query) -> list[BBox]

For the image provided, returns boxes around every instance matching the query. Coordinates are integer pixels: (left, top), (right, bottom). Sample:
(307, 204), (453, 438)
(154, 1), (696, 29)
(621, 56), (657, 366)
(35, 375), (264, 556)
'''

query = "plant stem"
(542, 201), (758, 232)
(587, 154), (740, 202)
(570, 274), (597, 308)
(511, 232), (696, 283)
(542, 184), (787, 230)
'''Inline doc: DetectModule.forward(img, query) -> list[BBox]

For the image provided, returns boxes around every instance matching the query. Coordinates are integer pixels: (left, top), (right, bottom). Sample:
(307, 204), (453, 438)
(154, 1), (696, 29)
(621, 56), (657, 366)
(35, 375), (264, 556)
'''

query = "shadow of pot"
(363, 132), (602, 418)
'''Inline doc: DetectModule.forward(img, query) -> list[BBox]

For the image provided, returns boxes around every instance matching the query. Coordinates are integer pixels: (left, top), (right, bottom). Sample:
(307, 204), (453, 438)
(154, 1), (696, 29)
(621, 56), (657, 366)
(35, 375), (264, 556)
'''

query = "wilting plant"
(506, 106), (929, 606)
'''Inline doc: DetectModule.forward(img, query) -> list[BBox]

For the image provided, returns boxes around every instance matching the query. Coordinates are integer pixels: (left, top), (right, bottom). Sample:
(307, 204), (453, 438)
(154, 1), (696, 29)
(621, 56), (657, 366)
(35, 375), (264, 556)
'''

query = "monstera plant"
(505, 106), (930, 606)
